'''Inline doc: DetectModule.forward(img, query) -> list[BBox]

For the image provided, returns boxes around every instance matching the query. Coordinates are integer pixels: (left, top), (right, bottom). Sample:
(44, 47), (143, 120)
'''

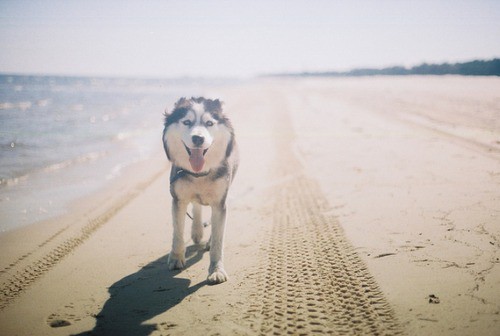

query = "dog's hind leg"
(191, 203), (203, 244)
(207, 204), (228, 284)
(168, 199), (188, 270)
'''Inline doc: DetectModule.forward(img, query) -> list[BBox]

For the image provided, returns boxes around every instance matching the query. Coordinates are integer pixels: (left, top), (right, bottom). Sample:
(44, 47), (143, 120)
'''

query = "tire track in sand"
(246, 174), (403, 335)
(0, 170), (164, 311)
(244, 93), (403, 335)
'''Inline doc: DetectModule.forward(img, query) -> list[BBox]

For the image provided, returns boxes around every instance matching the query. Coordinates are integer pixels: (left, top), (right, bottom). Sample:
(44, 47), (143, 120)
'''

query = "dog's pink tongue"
(189, 148), (205, 172)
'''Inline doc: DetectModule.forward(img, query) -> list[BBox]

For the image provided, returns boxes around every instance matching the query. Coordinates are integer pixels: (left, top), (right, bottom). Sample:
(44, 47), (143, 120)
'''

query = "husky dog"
(162, 97), (238, 284)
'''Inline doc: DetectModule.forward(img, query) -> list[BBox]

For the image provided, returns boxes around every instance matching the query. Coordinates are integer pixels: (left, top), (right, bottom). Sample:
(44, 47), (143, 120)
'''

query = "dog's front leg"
(207, 204), (228, 284)
(168, 198), (188, 270)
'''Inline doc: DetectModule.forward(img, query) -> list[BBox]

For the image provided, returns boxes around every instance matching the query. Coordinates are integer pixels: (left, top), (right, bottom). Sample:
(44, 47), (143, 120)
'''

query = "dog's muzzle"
(192, 135), (204, 147)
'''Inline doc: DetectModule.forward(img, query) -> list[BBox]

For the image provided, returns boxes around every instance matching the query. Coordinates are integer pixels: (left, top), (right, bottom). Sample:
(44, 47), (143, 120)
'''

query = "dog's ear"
(163, 106), (171, 118)
(174, 97), (191, 109)
(164, 98), (186, 118)
(163, 104), (173, 124)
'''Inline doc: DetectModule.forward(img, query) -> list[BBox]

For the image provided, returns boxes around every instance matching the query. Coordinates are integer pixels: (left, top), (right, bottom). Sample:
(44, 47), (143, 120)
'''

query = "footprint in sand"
(47, 313), (71, 328)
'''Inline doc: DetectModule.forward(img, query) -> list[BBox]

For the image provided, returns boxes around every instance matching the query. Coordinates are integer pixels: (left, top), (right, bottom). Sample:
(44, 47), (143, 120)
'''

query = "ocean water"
(0, 74), (220, 232)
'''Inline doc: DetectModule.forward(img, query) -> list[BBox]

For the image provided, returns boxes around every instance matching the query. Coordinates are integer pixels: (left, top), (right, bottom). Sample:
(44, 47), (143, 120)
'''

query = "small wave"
(106, 161), (131, 180)
(18, 101), (32, 111)
(0, 101), (33, 110)
(113, 130), (145, 141)
(0, 102), (15, 110)
(1, 140), (33, 149)
(0, 151), (108, 188)
(42, 151), (108, 173)
(71, 104), (84, 112)
(36, 99), (51, 107)
(0, 174), (29, 187)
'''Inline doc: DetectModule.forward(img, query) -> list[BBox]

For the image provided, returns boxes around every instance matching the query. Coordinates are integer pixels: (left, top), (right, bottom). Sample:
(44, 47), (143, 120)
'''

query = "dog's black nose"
(192, 135), (204, 146)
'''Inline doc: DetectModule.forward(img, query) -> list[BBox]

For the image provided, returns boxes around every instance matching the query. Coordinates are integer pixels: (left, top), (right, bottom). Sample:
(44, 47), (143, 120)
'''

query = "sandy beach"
(1, 76), (499, 335)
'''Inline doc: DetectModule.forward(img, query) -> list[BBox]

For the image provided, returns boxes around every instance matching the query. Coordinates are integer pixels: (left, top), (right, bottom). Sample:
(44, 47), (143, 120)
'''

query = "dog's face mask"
(163, 98), (233, 173)
(179, 106), (216, 172)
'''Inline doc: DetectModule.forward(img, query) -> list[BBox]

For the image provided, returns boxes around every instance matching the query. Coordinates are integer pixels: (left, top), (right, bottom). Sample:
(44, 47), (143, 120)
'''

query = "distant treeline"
(274, 58), (500, 77)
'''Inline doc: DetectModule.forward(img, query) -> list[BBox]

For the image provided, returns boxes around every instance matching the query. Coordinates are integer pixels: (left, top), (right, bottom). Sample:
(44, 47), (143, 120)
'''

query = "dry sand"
(0, 76), (499, 335)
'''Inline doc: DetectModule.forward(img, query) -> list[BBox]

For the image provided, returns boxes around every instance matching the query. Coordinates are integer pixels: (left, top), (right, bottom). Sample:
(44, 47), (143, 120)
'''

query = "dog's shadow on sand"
(74, 245), (207, 336)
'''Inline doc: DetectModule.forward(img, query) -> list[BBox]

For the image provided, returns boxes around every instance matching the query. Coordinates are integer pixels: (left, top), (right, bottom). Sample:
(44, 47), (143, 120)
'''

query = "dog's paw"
(207, 262), (228, 284)
(208, 269), (228, 284)
(168, 254), (186, 270)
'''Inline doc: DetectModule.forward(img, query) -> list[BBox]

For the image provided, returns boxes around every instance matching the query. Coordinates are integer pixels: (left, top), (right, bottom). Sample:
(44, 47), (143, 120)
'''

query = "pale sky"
(1, 0), (499, 78)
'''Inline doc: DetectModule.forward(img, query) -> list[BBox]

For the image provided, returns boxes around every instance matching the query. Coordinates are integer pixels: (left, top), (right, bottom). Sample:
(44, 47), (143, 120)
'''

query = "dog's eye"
(182, 120), (192, 126)
(206, 120), (214, 127)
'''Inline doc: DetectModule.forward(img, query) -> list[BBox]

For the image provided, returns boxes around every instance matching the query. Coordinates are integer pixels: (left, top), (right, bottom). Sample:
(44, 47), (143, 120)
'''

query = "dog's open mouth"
(184, 145), (208, 157)
(184, 144), (209, 172)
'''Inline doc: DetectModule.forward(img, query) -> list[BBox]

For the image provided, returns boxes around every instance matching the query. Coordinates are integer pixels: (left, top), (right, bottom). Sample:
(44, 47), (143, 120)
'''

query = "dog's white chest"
(173, 178), (227, 206)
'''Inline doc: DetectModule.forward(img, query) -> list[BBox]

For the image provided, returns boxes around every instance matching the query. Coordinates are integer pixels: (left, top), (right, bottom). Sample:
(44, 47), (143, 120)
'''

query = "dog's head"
(163, 97), (235, 173)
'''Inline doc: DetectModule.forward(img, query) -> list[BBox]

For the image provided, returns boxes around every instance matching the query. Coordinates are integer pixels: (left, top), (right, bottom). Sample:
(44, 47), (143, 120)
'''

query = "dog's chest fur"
(171, 174), (230, 206)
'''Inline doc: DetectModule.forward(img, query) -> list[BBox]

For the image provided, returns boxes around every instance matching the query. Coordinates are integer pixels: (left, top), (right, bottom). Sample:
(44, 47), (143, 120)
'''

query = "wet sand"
(0, 76), (499, 335)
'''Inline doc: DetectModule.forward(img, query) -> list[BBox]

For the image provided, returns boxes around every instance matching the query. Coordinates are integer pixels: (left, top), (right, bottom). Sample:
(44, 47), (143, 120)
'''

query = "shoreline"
(0, 73), (224, 233)
(0, 145), (168, 273)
